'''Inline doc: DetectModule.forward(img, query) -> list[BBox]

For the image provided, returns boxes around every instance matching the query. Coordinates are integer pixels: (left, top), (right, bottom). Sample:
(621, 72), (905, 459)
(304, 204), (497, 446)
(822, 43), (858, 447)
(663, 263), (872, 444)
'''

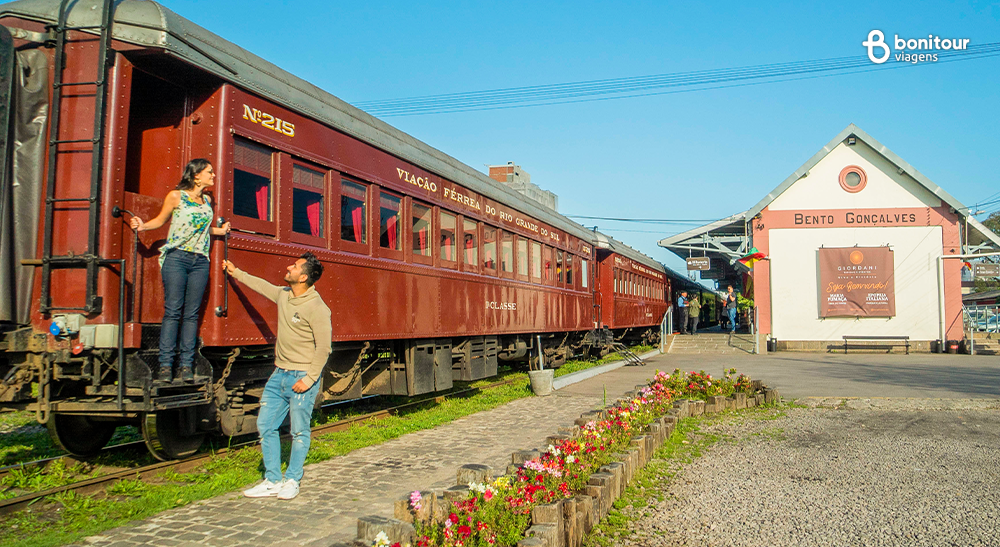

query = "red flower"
(457, 524), (472, 538)
(449, 512), (459, 525)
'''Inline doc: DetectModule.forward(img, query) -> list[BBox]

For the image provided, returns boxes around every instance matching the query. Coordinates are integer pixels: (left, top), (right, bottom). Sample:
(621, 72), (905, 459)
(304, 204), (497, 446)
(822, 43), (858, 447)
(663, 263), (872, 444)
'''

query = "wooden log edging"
(353, 384), (781, 547)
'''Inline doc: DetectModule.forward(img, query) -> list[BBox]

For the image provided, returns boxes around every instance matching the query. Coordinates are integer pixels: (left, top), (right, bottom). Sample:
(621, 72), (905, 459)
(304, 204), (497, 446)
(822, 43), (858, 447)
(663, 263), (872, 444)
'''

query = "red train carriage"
(0, 0), (665, 460)
(592, 234), (670, 349)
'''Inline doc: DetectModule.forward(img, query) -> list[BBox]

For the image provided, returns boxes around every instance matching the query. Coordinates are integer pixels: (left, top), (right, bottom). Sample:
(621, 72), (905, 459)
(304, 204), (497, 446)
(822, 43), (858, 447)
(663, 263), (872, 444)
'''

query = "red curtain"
(465, 236), (474, 263)
(351, 206), (363, 243)
(306, 200), (320, 237)
(255, 184), (268, 220)
(418, 228), (426, 253)
(444, 236), (452, 261)
(387, 215), (397, 250)
(484, 249), (493, 268)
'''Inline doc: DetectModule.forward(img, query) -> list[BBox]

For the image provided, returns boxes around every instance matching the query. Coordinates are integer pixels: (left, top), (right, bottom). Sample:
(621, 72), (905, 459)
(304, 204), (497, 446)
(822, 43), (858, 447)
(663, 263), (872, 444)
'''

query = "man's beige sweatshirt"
(231, 267), (332, 389)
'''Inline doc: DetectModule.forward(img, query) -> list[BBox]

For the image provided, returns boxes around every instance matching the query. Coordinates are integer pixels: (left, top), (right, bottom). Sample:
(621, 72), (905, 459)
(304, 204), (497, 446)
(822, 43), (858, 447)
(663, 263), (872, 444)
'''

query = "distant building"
(658, 124), (1000, 352)
(488, 162), (559, 212)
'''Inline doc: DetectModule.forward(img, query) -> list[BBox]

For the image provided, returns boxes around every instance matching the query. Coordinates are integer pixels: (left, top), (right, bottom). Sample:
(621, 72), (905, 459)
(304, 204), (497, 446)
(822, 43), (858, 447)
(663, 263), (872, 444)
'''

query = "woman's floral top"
(159, 191), (213, 266)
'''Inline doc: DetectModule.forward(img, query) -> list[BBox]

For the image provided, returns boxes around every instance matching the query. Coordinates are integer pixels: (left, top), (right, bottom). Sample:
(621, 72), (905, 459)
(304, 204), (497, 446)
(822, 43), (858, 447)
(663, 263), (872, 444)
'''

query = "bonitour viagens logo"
(863, 30), (971, 64)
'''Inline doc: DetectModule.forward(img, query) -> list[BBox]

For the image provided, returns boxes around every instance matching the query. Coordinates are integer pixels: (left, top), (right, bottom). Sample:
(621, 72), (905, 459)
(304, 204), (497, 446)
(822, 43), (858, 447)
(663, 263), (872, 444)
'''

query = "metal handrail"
(963, 304), (1000, 356)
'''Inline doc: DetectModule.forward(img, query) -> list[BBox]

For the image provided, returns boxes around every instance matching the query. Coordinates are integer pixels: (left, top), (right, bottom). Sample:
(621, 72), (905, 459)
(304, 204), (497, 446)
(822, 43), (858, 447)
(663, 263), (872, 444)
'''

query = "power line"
(567, 214), (719, 224)
(583, 226), (686, 235)
(355, 44), (1000, 116)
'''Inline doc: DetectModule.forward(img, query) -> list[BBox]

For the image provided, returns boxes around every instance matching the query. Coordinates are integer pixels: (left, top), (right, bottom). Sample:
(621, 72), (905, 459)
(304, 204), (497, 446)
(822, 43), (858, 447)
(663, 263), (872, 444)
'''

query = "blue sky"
(157, 0), (1000, 275)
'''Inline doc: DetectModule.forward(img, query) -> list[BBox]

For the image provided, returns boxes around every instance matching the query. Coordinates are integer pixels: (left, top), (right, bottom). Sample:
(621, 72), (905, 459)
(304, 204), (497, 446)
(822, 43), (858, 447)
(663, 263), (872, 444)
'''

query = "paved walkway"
(71, 350), (999, 546)
(666, 351), (1000, 399)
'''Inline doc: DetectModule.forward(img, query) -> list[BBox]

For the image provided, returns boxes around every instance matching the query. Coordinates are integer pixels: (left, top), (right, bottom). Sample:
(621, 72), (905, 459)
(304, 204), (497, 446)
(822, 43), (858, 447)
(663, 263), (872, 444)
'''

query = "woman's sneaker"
(277, 479), (299, 500)
(243, 479), (283, 498)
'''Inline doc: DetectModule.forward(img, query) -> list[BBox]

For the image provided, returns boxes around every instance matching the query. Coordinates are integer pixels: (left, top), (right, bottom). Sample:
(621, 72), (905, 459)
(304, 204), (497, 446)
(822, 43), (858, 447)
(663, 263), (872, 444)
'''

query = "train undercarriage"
(0, 325), (659, 460)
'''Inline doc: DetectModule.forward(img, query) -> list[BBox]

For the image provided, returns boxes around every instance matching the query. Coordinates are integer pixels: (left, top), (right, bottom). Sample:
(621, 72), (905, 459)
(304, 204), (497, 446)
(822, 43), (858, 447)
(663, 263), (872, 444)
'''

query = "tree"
(984, 211), (1000, 235)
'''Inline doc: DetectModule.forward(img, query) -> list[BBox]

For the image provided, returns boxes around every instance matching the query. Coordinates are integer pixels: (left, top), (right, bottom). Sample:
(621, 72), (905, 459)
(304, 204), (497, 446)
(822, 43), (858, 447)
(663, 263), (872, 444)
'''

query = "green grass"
(0, 411), (60, 467)
(583, 405), (791, 546)
(0, 376), (534, 547)
(0, 410), (143, 468)
(0, 343), (653, 547)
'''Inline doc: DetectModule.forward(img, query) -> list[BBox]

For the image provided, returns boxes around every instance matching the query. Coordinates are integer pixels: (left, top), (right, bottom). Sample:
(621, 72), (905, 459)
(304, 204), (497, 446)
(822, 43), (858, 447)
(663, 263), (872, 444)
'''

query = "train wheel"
(46, 414), (116, 457)
(141, 409), (205, 461)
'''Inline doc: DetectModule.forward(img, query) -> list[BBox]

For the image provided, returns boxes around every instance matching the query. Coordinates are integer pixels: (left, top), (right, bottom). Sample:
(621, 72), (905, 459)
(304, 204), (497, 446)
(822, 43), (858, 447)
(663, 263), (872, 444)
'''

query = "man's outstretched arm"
(223, 260), (284, 303)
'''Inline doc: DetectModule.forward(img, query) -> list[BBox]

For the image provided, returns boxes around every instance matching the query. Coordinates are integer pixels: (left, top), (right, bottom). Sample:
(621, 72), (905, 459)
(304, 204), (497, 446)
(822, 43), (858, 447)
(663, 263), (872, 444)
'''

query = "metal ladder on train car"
(39, 0), (117, 315)
(611, 342), (645, 366)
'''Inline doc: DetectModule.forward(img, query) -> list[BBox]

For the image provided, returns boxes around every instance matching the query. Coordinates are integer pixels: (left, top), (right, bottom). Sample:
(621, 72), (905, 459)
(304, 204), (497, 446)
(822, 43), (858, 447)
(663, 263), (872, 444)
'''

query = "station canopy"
(657, 212), (750, 290)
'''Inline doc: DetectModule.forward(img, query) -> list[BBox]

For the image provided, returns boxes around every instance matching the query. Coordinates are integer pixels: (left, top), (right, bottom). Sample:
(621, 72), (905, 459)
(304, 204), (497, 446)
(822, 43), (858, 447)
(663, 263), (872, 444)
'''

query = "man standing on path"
(725, 284), (739, 334)
(677, 291), (689, 335)
(688, 294), (701, 335)
(223, 253), (332, 501)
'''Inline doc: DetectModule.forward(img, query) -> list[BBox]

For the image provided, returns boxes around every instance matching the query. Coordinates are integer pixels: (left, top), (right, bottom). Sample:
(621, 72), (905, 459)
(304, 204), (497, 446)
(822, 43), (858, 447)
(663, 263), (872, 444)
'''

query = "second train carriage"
(0, 0), (672, 459)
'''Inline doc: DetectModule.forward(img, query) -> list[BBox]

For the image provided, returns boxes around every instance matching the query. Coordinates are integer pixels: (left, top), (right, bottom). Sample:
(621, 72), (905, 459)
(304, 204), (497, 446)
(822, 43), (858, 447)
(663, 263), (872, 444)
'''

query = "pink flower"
(409, 490), (422, 511)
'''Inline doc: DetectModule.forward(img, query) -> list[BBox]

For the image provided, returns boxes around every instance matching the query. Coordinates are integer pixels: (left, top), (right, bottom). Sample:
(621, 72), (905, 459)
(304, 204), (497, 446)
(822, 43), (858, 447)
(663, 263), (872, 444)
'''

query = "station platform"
(72, 353), (674, 547)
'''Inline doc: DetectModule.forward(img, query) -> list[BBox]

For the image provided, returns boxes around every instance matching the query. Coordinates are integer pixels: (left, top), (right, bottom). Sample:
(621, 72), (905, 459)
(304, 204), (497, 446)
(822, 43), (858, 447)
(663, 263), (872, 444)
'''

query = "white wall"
(769, 226), (942, 341)
(770, 142), (941, 211)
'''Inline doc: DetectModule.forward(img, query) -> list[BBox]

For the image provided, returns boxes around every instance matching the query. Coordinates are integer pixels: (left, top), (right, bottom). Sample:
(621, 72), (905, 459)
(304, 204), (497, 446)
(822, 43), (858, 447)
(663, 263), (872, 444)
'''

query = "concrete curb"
(552, 350), (662, 391)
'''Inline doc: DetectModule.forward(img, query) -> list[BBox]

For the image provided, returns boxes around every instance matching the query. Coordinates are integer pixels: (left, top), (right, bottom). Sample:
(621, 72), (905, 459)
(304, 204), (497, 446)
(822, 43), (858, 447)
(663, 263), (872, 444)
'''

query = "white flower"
(373, 531), (390, 547)
(468, 482), (487, 493)
(566, 455), (577, 464)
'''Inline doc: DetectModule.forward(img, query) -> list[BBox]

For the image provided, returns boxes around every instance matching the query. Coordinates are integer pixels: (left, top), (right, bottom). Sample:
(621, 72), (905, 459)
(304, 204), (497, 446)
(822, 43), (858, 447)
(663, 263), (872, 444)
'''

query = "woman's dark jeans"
(160, 250), (210, 371)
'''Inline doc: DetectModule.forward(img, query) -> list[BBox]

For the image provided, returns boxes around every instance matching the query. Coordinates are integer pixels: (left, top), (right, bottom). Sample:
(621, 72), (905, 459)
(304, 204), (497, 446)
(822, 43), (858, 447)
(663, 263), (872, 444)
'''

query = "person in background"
(129, 159), (230, 383)
(677, 291), (689, 335)
(726, 285), (739, 334)
(226, 253), (332, 501)
(689, 294), (701, 335)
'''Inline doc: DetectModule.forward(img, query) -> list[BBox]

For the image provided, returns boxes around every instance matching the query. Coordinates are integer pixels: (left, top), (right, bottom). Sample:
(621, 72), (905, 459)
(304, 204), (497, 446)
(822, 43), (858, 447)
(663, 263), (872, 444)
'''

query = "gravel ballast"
(617, 403), (1000, 547)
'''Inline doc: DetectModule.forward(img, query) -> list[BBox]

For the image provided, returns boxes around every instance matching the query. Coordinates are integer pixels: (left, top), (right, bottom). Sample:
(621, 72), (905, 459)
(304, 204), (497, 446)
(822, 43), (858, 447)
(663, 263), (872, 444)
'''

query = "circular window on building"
(839, 165), (867, 193)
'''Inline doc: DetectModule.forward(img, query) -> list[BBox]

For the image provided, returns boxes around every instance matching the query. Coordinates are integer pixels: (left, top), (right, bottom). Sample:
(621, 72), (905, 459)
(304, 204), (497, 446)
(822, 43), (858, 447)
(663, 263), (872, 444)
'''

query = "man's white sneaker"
(277, 479), (299, 500)
(243, 479), (283, 498)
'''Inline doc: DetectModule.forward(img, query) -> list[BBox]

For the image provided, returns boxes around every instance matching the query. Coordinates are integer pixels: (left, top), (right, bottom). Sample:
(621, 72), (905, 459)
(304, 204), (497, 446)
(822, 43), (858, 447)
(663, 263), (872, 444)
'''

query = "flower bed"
(358, 369), (777, 547)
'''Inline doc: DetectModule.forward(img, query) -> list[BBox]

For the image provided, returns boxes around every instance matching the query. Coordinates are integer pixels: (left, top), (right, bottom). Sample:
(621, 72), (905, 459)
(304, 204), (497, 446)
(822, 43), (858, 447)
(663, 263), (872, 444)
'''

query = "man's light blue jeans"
(257, 367), (321, 483)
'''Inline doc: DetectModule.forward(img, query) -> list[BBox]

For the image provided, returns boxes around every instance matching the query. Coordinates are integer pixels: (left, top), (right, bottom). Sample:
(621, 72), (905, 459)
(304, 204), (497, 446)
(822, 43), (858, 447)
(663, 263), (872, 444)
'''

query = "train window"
(380, 192), (402, 251)
(292, 165), (324, 238)
(500, 232), (513, 274)
(531, 241), (541, 281)
(517, 239), (528, 277)
(412, 202), (432, 258)
(233, 139), (273, 222)
(556, 251), (564, 284)
(566, 255), (575, 288)
(463, 219), (478, 268)
(483, 225), (497, 271)
(543, 246), (553, 283)
(581, 259), (588, 289)
(440, 212), (457, 263)
(341, 180), (367, 244)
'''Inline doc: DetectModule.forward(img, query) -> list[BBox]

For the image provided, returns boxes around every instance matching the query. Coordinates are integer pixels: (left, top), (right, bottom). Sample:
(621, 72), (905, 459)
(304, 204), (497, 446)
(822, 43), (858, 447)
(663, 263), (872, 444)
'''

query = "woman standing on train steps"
(129, 159), (231, 383)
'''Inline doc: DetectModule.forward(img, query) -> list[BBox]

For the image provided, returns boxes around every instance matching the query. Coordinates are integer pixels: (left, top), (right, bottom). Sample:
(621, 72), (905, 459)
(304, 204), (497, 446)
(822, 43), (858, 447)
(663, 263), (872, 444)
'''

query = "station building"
(660, 124), (1000, 351)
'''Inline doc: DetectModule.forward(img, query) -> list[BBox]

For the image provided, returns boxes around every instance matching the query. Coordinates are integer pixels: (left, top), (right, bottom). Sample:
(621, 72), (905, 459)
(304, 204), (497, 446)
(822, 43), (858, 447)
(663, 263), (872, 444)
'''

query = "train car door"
(121, 66), (190, 323)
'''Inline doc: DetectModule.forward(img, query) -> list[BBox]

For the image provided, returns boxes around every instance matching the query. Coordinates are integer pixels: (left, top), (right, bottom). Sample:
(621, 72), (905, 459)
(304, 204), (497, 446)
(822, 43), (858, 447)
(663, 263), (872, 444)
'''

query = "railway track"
(0, 376), (521, 516)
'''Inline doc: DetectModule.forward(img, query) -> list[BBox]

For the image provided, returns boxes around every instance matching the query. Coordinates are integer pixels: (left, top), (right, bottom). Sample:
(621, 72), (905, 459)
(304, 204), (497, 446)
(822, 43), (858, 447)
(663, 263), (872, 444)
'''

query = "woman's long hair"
(176, 159), (213, 191)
